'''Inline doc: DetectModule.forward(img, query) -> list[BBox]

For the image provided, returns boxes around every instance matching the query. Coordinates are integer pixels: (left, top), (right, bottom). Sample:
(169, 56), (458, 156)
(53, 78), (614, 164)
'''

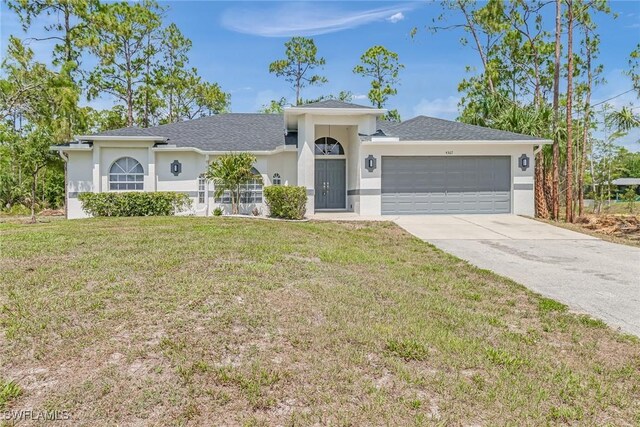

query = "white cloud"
(387, 12), (405, 24)
(413, 96), (460, 119)
(221, 3), (415, 37)
(352, 94), (368, 100)
(229, 86), (253, 94)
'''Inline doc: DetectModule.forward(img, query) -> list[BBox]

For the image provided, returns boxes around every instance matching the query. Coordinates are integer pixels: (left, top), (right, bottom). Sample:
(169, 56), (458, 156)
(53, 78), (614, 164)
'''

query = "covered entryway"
(315, 159), (346, 209)
(381, 156), (511, 214)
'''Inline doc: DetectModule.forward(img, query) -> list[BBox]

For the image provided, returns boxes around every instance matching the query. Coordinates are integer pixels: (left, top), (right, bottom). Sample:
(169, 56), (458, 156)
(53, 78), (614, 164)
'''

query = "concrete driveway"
(394, 215), (640, 336)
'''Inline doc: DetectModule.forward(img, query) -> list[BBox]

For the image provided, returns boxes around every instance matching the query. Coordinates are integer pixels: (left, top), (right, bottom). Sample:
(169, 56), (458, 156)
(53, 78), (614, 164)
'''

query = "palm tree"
(476, 96), (552, 219)
(206, 153), (262, 215)
(606, 106), (640, 133)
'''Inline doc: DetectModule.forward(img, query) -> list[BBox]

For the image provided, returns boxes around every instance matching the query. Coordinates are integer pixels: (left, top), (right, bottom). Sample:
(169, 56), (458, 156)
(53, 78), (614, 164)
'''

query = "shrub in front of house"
(264, 186), (307, 220)
(78, 192), (192, 217)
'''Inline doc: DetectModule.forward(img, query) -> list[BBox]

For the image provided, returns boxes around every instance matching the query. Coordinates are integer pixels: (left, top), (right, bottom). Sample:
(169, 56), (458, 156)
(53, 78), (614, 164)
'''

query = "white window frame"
(198, 175), (206, 204)
(314, 137), (344, 156)
(109, 157), (144, 191)
(216, 168), (263, 204)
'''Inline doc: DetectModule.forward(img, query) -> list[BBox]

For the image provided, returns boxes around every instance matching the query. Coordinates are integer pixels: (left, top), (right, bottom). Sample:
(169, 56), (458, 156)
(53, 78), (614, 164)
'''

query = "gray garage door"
(381, 156), (511, 214)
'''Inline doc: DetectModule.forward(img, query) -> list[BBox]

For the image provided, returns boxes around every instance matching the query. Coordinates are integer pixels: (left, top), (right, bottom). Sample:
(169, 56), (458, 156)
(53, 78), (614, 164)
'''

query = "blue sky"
(1, 1), (639, 149)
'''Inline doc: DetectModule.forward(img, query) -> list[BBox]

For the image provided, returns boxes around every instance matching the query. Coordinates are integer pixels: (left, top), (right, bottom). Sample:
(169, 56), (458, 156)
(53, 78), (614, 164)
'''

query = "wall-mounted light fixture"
(365, 155), (377, 172)
(171, 160), (182, 176)
(518, 154), (530, 171)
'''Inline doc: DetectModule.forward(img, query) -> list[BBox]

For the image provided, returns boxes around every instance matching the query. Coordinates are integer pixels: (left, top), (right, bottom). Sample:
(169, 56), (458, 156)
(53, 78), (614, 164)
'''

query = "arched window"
(314, 137), (344, 155)
(272, 173), (282, 185)
(109, 157), (144, 190)
(217, 167), (263, 204)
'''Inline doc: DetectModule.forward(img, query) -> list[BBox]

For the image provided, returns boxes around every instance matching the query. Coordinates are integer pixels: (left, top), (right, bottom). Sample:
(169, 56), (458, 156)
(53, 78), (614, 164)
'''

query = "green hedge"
(78, 192), (192, 217)
(264, 186), (307, 220)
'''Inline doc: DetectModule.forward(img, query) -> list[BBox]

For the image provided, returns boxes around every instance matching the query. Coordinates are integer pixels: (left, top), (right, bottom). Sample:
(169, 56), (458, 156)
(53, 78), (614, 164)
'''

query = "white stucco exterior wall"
(59, 108), (540, 220)
(66, 150), (93, 219)
(297, 115), (315, 213)
(64, 138), (300, 219)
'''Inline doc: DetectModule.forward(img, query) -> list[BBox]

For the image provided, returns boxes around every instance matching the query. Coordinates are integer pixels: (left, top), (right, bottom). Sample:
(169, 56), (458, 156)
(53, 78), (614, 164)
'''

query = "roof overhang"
(150, 144), (296, 156)
(362, 139), (552, 145)
(612, 178), (640, 185)
(74, 135), (168, 142)
(50, 143), (92, 151)
(284, 107), (386, 116)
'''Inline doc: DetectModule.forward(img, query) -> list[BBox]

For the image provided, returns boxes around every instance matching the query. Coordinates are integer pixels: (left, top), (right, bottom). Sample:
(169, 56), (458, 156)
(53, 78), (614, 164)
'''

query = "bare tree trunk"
(127, 85), (134, 127)
(169, 90), (173, 122)
(544, 170), (554, 213)
(589, 149), (596, 195)
(233, 184), (239, 215)
(535, 149), (550, 218)
(530, 32), (549, 219)
(30, 171), (37, 223)
(579, 42), (592, 217)
(565, 0), (575, 223)
(552, 0), (562, 220)
(126, 44), (134, 127)
(143, 33), (151, 128)
(41, 171), (46, 204)
(296, 62), (302, 106)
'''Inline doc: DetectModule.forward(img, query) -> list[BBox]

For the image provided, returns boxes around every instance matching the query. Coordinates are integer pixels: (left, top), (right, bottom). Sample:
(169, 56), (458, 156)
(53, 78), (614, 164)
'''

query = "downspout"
(534, 145), (543, 156)
(58, 150), (69, 219)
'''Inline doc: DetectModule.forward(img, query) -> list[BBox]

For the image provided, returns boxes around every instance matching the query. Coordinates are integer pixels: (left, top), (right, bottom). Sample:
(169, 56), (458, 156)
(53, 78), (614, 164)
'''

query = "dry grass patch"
(575, 214), (640, 244)
(1, 216), (639, 425)
(536, 213), (640, 247)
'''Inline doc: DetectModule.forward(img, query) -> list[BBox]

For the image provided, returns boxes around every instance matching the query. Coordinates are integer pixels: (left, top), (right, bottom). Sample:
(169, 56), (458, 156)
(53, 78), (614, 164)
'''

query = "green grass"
(0, 380), (22, 410)
(1, 216), (639, 425)
(386, 338), (430, 361)
(538, 297), (568, 313)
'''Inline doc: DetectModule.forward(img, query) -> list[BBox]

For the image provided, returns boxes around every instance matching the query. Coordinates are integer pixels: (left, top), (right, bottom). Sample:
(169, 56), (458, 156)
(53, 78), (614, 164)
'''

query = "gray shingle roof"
(612, 178), (640, 186)
(91, 114), (286, 151)
(295, 100), (374, 109)
(369, 116), (546, 141)
(80, 111), (544, 151)
(93, 127), (155, 137)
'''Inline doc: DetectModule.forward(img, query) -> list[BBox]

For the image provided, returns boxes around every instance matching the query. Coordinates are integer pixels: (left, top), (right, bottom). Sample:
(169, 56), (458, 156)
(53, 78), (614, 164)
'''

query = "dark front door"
(315, 159), (346, 209)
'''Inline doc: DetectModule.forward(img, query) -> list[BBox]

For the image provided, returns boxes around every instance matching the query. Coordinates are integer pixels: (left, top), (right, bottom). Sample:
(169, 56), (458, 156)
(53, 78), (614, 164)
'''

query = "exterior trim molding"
(513, 183), (534, 190)
(285, 107), (387, 116)
(347, 189), (381, 196)
(75, 135), (168, 142)
(362, 139), (552, 145)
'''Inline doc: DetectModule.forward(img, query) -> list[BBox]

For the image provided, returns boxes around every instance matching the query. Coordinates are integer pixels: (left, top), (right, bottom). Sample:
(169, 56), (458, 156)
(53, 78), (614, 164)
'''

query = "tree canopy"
(0, 0), (230, 216)
(353, 45), (404, 120)
(269, 37), (327, 106)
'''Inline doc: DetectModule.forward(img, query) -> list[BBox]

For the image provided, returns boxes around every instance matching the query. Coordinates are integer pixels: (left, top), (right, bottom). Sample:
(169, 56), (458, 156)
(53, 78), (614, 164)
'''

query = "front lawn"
(1, 217), (638, 425)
